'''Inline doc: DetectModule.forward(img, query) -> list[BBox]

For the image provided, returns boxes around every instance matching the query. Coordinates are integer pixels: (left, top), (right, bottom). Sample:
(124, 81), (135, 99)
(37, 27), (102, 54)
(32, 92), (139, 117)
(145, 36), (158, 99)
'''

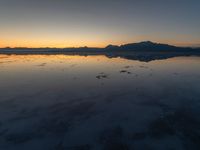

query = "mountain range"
(0, 41), (200, 53)
(105, 41), (199, 52)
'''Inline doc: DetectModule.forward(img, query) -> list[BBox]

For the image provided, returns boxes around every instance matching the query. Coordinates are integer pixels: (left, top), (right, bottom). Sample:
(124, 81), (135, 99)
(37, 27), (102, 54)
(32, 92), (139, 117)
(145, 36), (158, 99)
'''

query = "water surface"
(0, 55), (200, 150)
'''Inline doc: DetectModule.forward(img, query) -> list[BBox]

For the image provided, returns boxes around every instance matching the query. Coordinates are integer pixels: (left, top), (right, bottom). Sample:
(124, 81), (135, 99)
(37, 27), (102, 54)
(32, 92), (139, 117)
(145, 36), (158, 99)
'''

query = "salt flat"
(0, 54), (200, 150)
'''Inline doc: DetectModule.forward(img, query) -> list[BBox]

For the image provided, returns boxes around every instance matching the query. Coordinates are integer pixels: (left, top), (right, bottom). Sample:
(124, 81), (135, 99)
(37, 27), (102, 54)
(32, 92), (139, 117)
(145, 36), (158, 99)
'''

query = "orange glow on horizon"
(0, 38), (199, 48)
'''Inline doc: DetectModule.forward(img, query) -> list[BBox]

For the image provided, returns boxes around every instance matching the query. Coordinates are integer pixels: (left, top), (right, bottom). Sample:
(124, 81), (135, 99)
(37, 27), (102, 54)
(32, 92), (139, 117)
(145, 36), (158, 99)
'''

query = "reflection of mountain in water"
(104, 41), (200, 61)
(1, 41), (200, 62)
(104, 51), (200, 62)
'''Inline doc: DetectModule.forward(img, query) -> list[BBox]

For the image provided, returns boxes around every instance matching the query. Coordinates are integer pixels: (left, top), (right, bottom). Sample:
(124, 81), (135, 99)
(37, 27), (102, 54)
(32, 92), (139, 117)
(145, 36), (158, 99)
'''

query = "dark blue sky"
(0, 0), (199, 47)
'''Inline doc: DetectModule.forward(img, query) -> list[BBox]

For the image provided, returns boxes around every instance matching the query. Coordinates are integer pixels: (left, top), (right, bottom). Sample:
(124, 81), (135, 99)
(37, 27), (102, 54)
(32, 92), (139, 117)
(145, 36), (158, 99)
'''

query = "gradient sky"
(0, 0), (200, 48)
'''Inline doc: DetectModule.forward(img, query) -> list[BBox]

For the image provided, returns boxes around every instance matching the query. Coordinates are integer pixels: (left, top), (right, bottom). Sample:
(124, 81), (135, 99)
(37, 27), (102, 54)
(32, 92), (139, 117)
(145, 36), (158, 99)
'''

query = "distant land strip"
(0, 41), (200, 62)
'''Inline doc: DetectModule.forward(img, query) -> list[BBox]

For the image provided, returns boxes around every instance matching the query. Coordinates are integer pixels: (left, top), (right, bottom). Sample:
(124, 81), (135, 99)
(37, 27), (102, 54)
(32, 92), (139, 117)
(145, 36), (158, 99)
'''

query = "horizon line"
(0, 41), (200, 49)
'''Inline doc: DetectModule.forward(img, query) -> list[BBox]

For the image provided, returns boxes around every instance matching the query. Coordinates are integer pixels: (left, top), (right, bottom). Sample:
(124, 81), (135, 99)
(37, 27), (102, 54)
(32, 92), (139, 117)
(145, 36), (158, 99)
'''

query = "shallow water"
(0, 54), (200, 150)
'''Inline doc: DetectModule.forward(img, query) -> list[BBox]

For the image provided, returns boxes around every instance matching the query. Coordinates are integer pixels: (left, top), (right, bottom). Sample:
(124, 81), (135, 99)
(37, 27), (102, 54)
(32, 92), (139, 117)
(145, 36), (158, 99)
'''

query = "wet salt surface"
(0, 55), (200, 150)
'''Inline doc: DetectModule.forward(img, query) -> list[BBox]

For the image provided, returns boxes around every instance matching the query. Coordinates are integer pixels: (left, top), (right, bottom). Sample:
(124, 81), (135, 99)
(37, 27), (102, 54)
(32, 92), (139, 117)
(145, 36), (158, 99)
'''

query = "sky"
(0, 0), (200, 48)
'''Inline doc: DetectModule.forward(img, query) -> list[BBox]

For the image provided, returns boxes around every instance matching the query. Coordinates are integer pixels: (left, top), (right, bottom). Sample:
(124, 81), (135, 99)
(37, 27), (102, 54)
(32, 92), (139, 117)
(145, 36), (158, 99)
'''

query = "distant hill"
(105, 41), (199, 52)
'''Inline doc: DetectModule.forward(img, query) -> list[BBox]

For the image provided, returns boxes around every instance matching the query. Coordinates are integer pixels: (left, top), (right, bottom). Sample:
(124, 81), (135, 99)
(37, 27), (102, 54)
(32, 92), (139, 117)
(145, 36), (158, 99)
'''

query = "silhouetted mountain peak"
(138, 41), (155, 45)
(105, 44), (119, 49)
(122, 41), (160, 47)
(104, 41), (185, 51)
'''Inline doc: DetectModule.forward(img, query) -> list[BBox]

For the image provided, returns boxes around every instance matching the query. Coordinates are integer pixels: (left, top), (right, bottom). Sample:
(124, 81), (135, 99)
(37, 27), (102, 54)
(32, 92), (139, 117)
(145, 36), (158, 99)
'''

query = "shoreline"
(1, 51), (200, 62)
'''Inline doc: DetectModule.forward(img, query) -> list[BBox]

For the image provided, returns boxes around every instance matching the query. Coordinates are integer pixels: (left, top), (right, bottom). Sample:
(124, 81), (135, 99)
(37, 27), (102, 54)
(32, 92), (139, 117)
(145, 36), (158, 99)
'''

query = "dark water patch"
(49, 101), (96, 116)
(46, 100), (98, 126)
(124, 66), (133, 69)
(66, 144), (91, 150)
(5, 133), (33, 144)
(134, 74), (138, 77)
(131, 132), (147, 141)
(99, 126), (129, 150)
(54, 141), (65, 150)
(120, 70), (132, 74)
(4, 126), (46, 145)
(173, 72), (179, 75)
(149, 117), (175, 138)
(0, 129), (9, 136)
(105, 92), (130, 103)
(96, 73), (109, 79)
(37, 118), (70, 135)
(10, 108), (41, 122)
(139, 100), (171, 113)
(148, 107), (200, 149)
